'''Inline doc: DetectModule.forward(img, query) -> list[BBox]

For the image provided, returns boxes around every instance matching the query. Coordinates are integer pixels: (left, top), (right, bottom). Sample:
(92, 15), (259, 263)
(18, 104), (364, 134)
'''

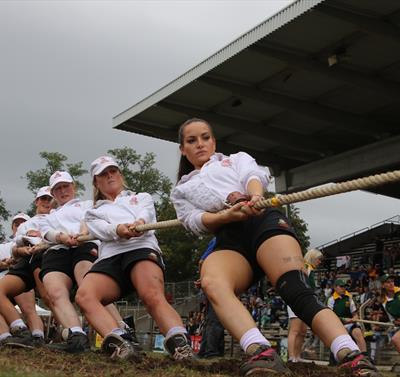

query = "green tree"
(156, 198), (212, 281)
(24, 152), (87, 215)
(287, 205), (310, 252)
(108, 147), (171, 199)
(0, 193), (10, 241)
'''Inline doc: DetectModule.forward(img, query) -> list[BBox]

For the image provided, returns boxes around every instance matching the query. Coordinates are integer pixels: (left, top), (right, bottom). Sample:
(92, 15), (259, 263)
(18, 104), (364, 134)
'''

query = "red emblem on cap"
(53, 171), (62, 178)
(100, 157), (109, 163)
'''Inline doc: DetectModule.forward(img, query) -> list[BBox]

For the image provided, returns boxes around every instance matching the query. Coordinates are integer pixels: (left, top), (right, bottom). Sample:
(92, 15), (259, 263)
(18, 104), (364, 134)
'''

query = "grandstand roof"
(113, 0), (400, 199)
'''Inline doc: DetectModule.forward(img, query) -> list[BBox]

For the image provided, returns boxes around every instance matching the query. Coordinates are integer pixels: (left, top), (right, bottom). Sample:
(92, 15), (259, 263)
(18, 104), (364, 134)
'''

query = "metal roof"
(113, 0), (400, 199)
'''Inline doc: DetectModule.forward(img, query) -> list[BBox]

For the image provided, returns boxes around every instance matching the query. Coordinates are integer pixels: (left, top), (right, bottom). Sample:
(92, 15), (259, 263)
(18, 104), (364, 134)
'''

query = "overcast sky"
(0, 0), (398, 247)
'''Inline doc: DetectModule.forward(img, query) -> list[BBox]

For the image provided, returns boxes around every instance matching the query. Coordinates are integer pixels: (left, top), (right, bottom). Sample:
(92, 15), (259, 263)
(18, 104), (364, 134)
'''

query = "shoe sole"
(4, 342), (34, 350)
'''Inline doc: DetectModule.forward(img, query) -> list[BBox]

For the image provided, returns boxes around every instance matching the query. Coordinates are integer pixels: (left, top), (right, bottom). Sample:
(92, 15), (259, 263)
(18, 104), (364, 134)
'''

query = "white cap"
(36, 186), (53, 199)
(49, 171), (73, 190)
(12, 213), (30, 224)
(90, 156), (119, 178)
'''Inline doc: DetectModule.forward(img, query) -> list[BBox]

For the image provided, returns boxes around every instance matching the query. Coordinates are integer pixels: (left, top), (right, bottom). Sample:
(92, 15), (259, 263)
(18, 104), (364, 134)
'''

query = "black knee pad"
(276, 269), (326, 328)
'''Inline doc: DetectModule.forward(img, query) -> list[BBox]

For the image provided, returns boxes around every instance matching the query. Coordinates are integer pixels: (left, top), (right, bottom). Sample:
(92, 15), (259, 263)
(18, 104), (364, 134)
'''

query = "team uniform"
(327, 291), (360, 333)
(40, 198), (98, 281)
(171, 152), (298, 282)
(382, 286), (400, 338)
(7, 215), (48, 291)
(84, 190), (164, 296)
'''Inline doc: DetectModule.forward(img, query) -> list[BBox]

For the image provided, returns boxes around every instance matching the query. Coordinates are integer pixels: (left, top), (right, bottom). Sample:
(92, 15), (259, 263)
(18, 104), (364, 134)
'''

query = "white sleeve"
(136, 193), (157, 225)
(327, 297), (334, 310)
(0, 242), (13, 260)
(350, 298), (357, 314)
(84, 209), (119, 242)
(170, 187), (209, 236)
(233, 152), (269, 190)
(40, 214), (64, 243)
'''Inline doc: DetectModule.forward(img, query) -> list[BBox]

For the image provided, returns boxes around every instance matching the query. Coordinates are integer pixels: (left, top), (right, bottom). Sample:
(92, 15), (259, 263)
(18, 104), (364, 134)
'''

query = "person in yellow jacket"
(327, 279), (367, 358)
(380, 274), (400, 352)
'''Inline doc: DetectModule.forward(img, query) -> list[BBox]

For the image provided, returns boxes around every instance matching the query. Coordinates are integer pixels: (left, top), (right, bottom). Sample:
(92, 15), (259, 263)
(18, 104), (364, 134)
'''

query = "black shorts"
(214, 208), (298, 282)
(87, 248), (165, 297)
(30, 251), (44, 272)
(40, 242), (98, 282)
(7, 256), (36, 292)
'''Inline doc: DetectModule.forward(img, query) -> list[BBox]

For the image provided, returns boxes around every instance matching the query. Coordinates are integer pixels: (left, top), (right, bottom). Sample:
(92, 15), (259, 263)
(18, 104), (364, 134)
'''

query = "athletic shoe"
(32, 335), (45, 347)
(101, 333), (142, 360)
(2, 327), (34, 349)
(125, 326), (143, 352)
(339, 351), (382, 377)
(47, 330), (90, 354)
(239, 345), (292, 376)
(164, 333), (194, 361)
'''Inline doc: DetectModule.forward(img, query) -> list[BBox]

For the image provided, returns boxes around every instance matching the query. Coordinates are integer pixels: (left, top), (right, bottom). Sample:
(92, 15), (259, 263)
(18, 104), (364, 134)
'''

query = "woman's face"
(52, 182), (75, 206)
(94, 166), (124, 200)
(35, 195), (52, 215)
(180, 121), (216, 169)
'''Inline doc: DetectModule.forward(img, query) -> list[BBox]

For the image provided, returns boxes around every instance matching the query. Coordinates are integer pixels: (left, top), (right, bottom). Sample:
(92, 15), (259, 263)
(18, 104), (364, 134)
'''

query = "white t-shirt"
(171, 152), (269, 235)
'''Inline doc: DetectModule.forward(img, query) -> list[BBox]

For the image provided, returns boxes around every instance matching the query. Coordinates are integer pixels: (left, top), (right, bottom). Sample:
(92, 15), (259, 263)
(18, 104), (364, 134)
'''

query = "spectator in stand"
(327, 279), (368, 363)
(359, 286), (373, 305)
(380, 274), (400, 352)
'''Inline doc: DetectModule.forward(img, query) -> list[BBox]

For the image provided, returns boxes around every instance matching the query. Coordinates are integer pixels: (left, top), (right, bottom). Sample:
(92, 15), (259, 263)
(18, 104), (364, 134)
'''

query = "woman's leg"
(130, 260), (183, 334)
(288, 318), (307, 361)
(33, 268), (51, 309)
(15, 290), (44, 334)
(75, 273), (121, 337)
(200, 250), (254, 341)
(391, 330), (400, 353)
(0, 275), (28, 327)
(42, 271), (81, 328)
(256, 235), (349, 346)
(350, 327), (367, 353)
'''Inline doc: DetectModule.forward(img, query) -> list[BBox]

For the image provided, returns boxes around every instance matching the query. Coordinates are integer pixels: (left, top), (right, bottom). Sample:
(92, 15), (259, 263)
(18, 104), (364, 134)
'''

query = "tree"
(0, 193), (10, 241)
(287, 205), (310, 252)
(108, 147), (171, 199)
(24, 152), (87, 215)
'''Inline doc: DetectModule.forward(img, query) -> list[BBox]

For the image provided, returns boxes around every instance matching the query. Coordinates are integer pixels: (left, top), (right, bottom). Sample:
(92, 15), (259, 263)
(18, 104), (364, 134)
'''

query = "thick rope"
(134, 169), (400, 231)
(32, 169), (400, 248)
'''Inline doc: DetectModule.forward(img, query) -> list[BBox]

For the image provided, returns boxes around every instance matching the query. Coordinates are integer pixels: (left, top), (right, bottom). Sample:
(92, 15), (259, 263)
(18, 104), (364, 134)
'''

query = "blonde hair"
(304, 248), (323, 267)
(92, 170), (128, 205)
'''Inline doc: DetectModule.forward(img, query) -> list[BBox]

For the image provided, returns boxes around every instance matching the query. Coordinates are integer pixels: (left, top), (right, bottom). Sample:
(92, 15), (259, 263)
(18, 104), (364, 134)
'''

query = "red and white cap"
(49, 171), (74, 190)
(12, 213), (30, 224)
(36, 186), (53, 199)
(90, 156), (119, 178)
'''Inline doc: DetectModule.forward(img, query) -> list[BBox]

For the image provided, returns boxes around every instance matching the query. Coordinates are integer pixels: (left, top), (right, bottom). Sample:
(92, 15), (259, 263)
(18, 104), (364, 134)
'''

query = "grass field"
(0, 348), (397, 377)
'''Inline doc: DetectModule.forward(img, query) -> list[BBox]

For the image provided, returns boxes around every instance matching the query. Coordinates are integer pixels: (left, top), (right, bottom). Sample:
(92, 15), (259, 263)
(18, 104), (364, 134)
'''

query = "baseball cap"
(36, 186), (53, 199)
(380, 274), (395, 283)
(12, 213), (30, 224)
(49, 171), (73, 190)
(334, 279), (346, 287)
(90, 156), (119, 178)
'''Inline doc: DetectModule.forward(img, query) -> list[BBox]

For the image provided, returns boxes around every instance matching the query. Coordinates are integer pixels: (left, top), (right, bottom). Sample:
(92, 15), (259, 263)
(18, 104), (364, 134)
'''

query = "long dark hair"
(177, 118), (214, 182)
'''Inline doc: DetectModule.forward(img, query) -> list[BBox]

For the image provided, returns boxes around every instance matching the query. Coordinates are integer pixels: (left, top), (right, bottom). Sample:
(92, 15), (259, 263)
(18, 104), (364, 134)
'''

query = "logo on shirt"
(221, 159), (232, 167)
(74, 203), (81, 208)
(278, 219), (289, 229)
(130, 196), (138, 205)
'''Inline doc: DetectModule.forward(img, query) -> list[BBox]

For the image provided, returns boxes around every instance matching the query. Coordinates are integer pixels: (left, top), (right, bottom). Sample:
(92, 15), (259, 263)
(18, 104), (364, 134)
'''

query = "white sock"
(330, 334), (359, 361)
(0, 332), (11, 341)
(239, 327), (271, 353)
(10, 319), (27, 330)
(165, 326), (187, 340)
(70, 326), (85, 335)
(118, 321), (128, 330)
(111, 328), (125, 336)
(32, 329), (44, 338)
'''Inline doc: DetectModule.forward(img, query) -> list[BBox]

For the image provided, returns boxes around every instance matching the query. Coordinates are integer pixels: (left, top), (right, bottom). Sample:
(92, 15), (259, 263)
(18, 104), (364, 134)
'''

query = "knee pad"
(276, 270), (326, 328)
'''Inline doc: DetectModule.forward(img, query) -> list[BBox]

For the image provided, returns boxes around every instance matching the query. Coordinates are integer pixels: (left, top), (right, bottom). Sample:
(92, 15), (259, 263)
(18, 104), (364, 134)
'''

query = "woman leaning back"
(170, 118), (381, 377)
(76, 156), (193, 360)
